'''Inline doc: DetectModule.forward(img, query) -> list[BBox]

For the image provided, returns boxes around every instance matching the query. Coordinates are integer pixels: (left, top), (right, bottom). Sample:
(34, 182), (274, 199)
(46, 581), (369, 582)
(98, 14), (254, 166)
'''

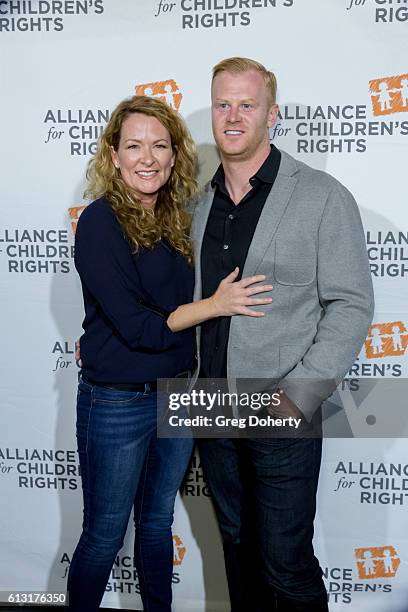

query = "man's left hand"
(268, 389), (304, 420)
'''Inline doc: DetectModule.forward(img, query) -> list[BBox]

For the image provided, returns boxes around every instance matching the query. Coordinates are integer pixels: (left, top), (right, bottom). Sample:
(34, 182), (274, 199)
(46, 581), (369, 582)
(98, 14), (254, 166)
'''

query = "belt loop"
(145, 382), (150, 393)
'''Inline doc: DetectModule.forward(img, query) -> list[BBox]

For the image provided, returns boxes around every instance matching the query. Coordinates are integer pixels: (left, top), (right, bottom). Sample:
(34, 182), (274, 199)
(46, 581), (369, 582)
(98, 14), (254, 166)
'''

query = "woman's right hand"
(210, 267), (273, 318)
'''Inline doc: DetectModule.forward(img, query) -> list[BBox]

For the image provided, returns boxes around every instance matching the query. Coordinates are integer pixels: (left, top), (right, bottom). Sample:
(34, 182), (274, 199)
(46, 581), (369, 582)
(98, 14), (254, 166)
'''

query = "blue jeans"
(67, 377), (193, 612)
(197, 437), (328, 612)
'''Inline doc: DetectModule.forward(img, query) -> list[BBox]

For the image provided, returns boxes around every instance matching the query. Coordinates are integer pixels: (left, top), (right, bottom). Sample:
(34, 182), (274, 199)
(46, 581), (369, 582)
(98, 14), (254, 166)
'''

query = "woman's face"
(111, 113), (175, 208)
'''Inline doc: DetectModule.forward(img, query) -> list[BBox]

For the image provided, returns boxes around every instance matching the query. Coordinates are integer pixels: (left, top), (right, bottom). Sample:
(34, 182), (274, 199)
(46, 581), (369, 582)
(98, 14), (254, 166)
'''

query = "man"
(191, 57), (374, 612)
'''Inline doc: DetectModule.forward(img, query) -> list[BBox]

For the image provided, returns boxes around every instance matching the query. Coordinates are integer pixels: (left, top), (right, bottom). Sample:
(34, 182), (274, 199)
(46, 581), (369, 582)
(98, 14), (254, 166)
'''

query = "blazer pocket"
(274, 238), (316, 286)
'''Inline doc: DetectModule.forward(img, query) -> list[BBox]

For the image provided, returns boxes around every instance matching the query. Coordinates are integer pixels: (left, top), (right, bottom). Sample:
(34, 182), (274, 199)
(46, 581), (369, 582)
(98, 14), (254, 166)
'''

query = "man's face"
(211, 69), (279, 161)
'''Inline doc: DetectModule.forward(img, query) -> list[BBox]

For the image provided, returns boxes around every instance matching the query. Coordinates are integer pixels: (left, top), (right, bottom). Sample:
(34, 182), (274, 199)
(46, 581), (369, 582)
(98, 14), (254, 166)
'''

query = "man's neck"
(221, 143), (271, 205)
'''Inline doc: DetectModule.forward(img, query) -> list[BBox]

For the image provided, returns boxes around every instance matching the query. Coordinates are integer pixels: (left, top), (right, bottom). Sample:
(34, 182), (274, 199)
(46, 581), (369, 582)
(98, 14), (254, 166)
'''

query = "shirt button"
(223, 244), (229, 250)
(228, 214), (234, 220)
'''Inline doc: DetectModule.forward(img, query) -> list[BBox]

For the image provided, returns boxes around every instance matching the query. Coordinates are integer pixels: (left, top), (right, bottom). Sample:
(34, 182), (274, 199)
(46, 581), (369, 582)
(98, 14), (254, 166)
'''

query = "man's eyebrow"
(214, 97), (257, 103)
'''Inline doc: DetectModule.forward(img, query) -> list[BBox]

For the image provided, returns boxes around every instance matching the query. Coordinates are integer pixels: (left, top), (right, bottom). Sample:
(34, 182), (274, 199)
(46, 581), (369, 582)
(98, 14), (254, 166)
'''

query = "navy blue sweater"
(75, 198), (195, 383)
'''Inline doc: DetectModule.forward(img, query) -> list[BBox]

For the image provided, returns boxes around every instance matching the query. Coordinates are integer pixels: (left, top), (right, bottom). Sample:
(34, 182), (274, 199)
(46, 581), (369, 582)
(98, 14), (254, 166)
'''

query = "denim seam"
(69, 385), (94, 593)
(85, 387), (95, 455)
(83, 389), (94, 545)
(135, 446), (151, 612)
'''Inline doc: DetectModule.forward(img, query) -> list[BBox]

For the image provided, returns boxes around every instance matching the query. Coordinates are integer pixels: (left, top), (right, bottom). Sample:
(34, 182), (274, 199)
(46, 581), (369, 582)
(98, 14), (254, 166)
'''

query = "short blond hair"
(212, 57), (277, 105)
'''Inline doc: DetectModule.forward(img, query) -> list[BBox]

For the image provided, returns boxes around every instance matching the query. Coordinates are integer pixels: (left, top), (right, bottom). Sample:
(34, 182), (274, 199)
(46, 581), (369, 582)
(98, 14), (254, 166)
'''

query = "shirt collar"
(211, 144), (280, 190)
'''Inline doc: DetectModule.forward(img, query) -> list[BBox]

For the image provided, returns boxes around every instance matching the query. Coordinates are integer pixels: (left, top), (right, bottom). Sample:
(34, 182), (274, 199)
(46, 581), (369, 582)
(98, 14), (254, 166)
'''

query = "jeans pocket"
(92, 385), (144, 405)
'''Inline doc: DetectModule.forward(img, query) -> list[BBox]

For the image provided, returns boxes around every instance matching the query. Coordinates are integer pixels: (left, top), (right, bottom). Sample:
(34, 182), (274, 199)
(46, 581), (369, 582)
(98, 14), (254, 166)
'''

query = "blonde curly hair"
(85, 95), (198, 263)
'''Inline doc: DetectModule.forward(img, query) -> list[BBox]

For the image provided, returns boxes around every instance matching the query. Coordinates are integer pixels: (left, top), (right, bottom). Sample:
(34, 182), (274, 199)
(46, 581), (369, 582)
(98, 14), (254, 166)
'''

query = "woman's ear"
(110, 145), (120, 169)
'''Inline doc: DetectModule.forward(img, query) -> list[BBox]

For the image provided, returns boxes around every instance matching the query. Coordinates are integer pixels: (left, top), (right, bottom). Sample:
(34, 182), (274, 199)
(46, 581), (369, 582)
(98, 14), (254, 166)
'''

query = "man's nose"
(227, 106), (240, 123)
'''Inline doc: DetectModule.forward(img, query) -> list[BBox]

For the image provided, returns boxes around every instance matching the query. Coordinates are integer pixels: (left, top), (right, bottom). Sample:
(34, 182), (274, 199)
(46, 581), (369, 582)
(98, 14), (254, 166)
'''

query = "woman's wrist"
(206, 295), (222, 318)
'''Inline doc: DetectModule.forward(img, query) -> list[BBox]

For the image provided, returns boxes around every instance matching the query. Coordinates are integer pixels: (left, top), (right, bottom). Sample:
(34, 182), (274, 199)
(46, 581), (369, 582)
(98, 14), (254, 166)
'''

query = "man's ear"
(267, 104), (280, 129)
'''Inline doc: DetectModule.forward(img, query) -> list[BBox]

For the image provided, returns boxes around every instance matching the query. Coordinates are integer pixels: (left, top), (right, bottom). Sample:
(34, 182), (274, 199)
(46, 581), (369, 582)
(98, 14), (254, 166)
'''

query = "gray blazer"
(191, 149), (375, 421)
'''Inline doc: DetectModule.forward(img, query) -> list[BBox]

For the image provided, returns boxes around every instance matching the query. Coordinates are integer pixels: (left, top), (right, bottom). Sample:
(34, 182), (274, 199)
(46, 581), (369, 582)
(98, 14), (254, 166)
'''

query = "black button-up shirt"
(200, 145), (281, 378)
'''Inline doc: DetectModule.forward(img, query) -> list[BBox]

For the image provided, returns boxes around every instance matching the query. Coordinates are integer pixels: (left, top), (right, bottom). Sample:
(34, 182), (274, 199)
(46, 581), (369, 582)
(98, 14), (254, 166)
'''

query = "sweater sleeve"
(74, 201), (179, 351)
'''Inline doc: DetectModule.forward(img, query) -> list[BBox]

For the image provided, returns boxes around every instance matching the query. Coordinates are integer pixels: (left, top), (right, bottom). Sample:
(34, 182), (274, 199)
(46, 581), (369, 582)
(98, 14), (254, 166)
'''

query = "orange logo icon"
(369, 73), (408, 116)
(355, 546), (400, 579)
(173, 534), (186, 566)
(364, 321), (408, 359)
(135, 80), (182, 111)
(68, 205), (87, 236)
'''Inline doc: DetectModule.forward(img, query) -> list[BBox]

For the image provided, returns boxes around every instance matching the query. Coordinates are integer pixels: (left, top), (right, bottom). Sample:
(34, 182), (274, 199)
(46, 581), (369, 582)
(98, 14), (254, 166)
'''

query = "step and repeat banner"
(1, 1), (407, 610)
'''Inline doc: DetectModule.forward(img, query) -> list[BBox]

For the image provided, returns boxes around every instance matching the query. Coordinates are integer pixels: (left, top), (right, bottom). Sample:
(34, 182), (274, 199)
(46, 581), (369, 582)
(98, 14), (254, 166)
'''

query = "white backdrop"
(1, 0), (408, 610)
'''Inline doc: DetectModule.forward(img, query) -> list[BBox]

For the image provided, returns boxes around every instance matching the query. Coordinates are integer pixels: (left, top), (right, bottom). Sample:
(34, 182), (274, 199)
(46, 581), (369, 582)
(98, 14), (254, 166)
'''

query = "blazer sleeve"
(75, 203), (179, 351)
(279, 182), (375, 421)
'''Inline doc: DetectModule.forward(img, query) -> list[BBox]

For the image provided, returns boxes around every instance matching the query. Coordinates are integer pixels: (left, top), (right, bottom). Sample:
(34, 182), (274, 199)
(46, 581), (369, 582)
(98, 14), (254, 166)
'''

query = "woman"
(68, 95), (272, 612)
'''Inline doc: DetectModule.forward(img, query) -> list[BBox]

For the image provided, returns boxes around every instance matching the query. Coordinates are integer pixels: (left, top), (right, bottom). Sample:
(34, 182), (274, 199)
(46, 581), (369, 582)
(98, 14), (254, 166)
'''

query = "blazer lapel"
(242, 151), (299, 277)
(192, 185), (215, 301)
